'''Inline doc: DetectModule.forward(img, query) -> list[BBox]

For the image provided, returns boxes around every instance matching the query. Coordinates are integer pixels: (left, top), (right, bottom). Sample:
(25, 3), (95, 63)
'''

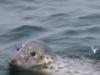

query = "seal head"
(9, 41), (55, 71)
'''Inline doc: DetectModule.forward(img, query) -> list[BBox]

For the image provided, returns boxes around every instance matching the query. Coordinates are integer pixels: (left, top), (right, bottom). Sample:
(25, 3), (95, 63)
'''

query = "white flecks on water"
(91, 45), (99, 54)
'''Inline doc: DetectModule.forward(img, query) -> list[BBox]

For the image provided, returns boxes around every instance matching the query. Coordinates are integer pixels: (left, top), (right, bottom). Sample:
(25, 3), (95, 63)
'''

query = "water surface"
(0, 0), (100, 75)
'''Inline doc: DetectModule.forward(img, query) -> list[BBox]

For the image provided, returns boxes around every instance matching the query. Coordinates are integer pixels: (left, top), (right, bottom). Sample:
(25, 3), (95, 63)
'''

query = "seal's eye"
(17, 47), (20, 51)
(30, 51), (36, 56)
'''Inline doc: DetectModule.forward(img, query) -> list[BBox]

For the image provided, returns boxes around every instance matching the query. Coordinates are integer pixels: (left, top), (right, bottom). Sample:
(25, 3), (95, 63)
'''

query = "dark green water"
(0, 0), (100, 75)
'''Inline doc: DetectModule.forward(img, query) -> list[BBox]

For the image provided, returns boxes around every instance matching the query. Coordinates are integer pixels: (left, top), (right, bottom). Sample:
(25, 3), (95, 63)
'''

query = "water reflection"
(8, 69), (49, 75)
(8, 64), (51, 75)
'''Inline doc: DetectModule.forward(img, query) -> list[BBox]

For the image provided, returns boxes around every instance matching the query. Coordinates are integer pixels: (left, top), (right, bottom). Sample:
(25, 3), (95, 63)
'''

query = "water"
(0, 0), (100, 75)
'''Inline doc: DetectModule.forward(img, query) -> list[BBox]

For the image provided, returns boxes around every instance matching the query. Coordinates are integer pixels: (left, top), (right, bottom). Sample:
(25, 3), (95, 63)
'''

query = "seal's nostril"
(11, 59), (16, 64)
(9, 59), (17, 67)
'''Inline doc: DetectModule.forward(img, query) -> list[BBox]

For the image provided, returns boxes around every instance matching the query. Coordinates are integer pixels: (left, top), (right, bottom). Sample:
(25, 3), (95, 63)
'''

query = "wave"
(0, 25), (45, 43)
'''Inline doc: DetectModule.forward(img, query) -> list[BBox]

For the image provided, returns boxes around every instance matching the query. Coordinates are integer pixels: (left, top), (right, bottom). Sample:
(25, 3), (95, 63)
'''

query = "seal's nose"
(11, 59), (16, 64)
(9, 59), (17, 66)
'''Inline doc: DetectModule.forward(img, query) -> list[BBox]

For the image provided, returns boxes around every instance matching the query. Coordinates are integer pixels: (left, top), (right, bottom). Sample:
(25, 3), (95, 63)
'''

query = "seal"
(9, 41), (100, 75)
(9, 41), (57, 73)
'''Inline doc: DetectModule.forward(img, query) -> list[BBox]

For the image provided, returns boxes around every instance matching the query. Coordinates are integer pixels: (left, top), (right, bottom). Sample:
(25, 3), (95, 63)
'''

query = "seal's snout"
(9, 59), (17, 67)
(11, 59), (16, 64)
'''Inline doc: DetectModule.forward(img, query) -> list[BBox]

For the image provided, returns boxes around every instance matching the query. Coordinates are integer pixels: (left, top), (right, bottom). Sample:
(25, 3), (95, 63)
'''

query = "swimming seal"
(9, 41), (57, 73)
(9, 41), (99, 75)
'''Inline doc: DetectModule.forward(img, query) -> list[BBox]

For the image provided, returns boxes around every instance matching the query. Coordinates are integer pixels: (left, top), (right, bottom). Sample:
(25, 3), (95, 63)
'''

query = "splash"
(90, 45), (99, 54)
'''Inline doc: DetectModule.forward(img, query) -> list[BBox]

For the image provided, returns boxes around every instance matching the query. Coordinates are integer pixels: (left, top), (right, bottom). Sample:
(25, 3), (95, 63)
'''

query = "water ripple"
(84, 26), (100, 33)
(47, 13), (69, 21)
(0, 25), (45, 43)
(79, 14), (100, 19)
